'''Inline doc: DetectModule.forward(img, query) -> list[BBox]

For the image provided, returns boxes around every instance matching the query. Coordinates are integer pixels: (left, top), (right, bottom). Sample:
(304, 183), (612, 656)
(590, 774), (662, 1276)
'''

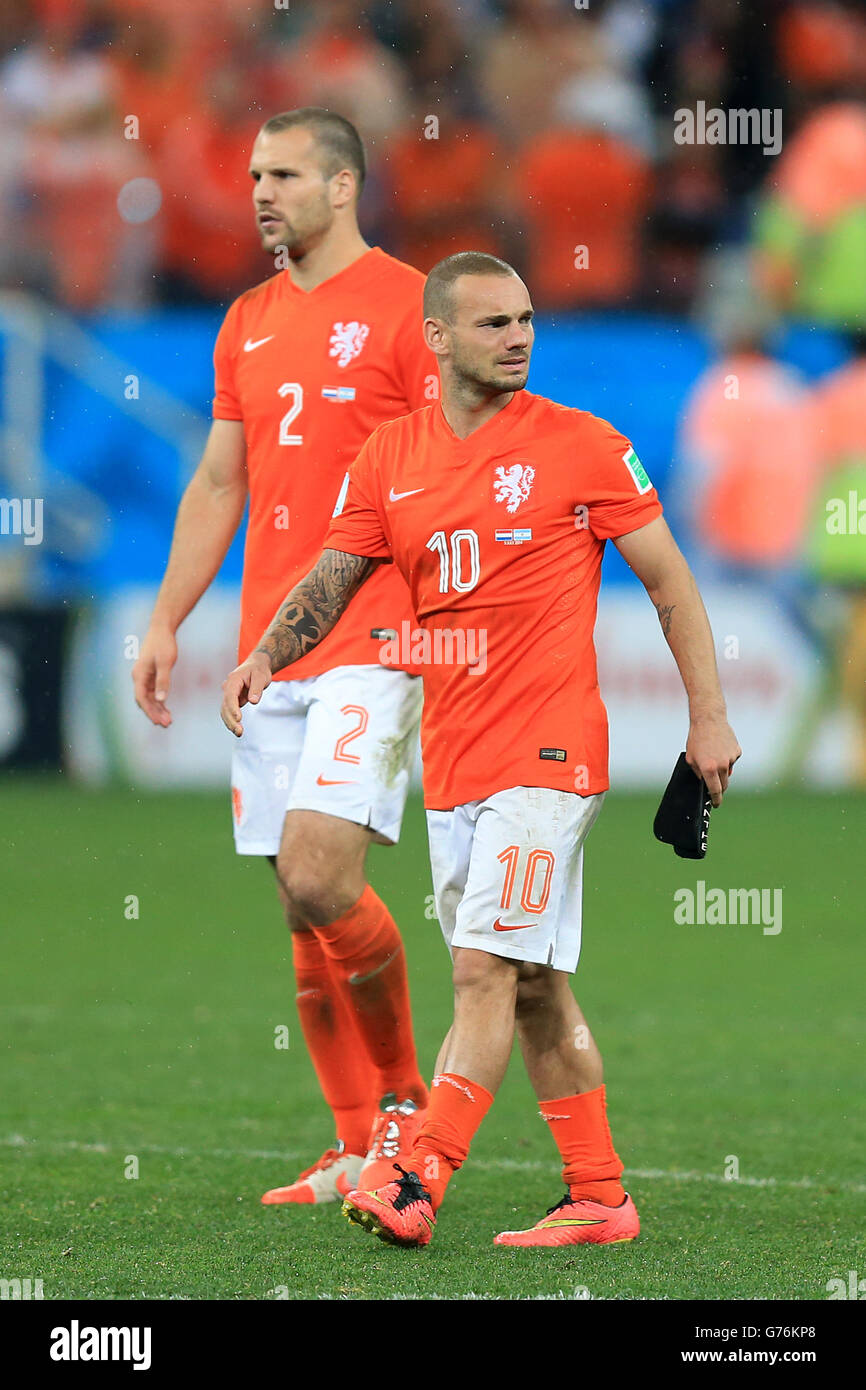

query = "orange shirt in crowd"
(809, 358), (866, 468)
(772, 103), (866, 231)
(679, 352), (819, 568)
(387, 122), (506, 272)
(515, 130), (651, 308)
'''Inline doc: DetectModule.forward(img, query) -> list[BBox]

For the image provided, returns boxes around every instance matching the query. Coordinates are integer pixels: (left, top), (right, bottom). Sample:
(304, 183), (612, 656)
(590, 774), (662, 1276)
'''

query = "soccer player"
(219, 252), (742, 1246)
(133, 109), (433, 1205)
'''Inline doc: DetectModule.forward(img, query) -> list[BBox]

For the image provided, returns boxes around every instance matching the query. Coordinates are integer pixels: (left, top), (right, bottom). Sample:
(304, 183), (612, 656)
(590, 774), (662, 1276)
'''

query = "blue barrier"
(1, 305), (849, 595)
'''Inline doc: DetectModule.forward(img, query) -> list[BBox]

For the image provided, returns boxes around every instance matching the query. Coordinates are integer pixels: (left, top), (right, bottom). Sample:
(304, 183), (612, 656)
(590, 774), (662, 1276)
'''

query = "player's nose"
(504, 325), (529, 351)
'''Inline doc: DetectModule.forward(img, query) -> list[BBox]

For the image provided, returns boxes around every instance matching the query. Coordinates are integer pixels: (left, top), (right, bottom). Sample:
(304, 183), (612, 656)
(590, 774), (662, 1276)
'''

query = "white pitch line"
(0, 1135), (299, 1162)
(2, 1134), (864, 1194)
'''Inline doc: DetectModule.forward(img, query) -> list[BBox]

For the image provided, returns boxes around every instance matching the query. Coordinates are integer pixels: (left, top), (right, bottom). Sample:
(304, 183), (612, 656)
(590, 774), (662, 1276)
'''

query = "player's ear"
(330, 168), (357, 212)
(423, 317), (448, 357)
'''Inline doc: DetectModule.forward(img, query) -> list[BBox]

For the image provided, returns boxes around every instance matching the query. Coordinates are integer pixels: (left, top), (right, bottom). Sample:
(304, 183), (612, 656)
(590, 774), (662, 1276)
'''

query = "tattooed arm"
(254, 549), (378, 672)
(613, 516), (741, 805)
(220, 549), (380, 736)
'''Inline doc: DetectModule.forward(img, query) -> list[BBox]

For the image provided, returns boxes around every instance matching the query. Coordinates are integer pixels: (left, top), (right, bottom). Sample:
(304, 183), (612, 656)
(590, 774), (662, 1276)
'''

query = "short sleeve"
(212, 302), (243, 421)
(325, 435), (392, 559)
(584, 418), (663, 540)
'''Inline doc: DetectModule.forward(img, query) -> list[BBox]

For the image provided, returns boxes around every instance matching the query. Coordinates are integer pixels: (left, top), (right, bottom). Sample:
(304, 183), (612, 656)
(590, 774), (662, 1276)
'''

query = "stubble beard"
(450, 347), (529, 402)
(263, 195), (334, 260)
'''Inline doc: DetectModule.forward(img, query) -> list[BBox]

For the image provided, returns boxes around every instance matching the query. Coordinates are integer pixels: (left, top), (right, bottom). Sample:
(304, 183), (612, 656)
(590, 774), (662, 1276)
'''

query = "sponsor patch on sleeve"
(622, 446), (653, 495)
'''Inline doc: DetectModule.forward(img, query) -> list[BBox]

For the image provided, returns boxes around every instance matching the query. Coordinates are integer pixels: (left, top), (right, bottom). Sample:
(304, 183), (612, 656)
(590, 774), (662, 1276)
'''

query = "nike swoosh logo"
(316, 775), (357, 786)
(349, 949), (398, 985)
(492, 918), (534, 932)
(389, 486), (425, 502)
(540, 1218), (606, 1227)
(243, 335), (275, 352)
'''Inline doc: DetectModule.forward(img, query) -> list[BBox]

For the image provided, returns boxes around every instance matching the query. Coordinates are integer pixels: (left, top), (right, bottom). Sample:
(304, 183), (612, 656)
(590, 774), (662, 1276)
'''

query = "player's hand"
(220, 652), (272, 737)
(686, 715), (741, 808)
(132, 625), (178, 727)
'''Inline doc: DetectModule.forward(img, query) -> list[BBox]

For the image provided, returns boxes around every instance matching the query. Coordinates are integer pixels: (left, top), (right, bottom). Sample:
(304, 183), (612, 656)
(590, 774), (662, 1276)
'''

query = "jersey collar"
(435, 388), (533, 447)
(281, 246), (385, 299)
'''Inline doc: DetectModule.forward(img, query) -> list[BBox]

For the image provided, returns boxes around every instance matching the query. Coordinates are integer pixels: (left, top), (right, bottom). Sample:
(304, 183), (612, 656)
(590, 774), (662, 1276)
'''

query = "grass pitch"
(1, 777), (863, 1301)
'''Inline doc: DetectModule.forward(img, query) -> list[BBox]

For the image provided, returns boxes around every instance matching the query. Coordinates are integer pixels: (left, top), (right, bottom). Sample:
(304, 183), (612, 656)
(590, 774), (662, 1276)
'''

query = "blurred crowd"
(1, 0), (866, 325)
(2, 0), (866, 780)
(676, 312), (866, 781)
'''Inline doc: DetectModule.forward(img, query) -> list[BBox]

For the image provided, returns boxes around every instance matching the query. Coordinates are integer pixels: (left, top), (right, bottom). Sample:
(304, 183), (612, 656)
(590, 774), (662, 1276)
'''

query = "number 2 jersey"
(212, 247), (435, 679)
(325, 389), (663, 810)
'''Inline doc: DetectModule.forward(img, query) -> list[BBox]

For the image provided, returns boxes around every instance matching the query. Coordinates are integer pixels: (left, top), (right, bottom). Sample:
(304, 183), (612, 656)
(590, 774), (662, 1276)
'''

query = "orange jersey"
(325, 390), (663, 810)
(213, 247), (435, 678)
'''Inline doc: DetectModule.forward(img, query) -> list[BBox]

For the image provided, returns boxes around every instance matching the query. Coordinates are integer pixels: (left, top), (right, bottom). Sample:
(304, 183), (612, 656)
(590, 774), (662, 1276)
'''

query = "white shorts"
(230, 665), (423, 854)
(426, 785), (605, 974)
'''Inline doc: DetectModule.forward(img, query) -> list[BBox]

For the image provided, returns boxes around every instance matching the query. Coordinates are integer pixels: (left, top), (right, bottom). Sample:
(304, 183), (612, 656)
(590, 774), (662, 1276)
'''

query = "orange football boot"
(343, 1165), (436, 1247)
(261, 1143), (364, 1205)
(494, 1191), (640, 1246)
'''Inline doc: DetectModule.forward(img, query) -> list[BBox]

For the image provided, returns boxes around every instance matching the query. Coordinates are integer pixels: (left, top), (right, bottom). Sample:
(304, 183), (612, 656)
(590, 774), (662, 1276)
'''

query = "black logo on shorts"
(539, 748), (567, 761)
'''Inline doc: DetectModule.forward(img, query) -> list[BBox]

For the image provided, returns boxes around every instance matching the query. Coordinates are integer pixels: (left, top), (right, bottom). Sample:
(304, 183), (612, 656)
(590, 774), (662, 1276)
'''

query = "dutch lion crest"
(494, 462), (536, 514)
(329, 320), (370, 368)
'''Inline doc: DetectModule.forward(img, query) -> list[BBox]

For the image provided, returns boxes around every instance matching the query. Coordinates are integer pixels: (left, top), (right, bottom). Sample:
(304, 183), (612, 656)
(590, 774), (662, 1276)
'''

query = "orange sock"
(292, 929), (377, 1156)
(539, 1085), (626, 1207)
(315, 886), (428, 1109)
(408, 1072), (494, 1209)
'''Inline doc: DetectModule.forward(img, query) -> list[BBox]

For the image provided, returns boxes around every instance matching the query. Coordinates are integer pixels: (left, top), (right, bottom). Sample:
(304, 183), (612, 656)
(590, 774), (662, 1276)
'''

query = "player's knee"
(452, 949), (517, 998)
(275, 856), (345, 926)
(291, 882), (343, 927)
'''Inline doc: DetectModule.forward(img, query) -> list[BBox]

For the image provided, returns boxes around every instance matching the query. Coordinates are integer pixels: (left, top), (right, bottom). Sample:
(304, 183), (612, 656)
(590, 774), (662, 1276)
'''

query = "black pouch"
(653, 752), (712, 859)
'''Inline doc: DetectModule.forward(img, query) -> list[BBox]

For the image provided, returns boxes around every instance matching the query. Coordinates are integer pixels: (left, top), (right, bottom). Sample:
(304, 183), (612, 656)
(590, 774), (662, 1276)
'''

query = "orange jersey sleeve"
(326, 431), (393, 560)
(580, 416), (663, 540)
(213, 297), (244, 422)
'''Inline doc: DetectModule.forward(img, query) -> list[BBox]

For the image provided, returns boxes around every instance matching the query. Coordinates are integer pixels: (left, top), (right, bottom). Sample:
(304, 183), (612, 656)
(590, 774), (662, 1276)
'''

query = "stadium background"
(1, 0), (864, 1303)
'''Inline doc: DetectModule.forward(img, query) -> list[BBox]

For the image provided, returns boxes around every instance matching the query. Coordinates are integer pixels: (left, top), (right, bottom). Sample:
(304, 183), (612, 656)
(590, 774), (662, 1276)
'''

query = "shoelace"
(295, 1146), (344, 1182)
(389, 1164), (432, 1212)
(545, 1190), (575, 1217)
(543, 1190), (626, 1215)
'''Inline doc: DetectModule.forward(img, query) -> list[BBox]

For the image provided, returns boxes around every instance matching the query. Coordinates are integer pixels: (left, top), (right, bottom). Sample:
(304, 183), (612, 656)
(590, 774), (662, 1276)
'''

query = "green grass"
(1, 776), (863, 1300)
